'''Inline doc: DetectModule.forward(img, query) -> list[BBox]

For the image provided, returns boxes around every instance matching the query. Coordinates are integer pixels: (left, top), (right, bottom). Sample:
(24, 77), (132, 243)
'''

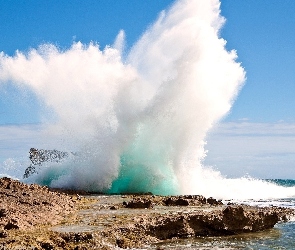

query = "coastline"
(1, 177), (294, 249)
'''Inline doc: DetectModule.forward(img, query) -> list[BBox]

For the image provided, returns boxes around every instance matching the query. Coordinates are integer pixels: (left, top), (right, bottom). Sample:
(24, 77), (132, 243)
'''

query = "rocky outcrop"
(0, 177), (75, 231)
(123, 198), (153, 208)
(141, 205), (279, 239)
(0, 178), (294, 249)
(105, 204), (292, 249)
(23, 148), (71, 178)
(122, 195), (222, 208)
(163, 195), (221, 206)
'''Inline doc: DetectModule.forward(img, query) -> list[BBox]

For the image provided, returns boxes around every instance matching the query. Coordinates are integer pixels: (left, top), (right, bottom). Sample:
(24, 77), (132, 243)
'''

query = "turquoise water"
(108, 152), (178, 195)
(265, 179), (295, 188)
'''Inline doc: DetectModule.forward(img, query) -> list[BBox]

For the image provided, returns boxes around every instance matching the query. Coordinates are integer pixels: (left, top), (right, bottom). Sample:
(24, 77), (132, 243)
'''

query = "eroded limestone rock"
(0, 177), (75, 231)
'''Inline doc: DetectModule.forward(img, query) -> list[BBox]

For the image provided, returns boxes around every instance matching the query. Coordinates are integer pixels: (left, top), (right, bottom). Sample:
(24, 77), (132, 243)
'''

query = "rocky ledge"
(0, 178), (294, 249)
(101, 195), (293, 248)
(0, 177), (77, 231)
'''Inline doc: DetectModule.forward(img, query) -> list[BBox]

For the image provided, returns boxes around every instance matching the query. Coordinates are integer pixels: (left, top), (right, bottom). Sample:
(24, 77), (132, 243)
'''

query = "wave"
(2, 0), (291, 200)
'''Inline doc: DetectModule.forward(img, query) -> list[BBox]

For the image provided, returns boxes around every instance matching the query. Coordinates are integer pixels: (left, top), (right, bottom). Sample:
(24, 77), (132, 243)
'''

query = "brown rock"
(40, 240), (54, 250)
(4, 222), (19, 230)
(124, 198), (153, 208)
(0, 177), (75, 231)
(207, 197), (222, 205)
(163, 197), (189, 206)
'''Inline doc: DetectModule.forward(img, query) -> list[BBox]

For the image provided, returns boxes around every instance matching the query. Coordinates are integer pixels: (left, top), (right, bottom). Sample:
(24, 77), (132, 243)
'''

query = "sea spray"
(1, 0), (286, 199)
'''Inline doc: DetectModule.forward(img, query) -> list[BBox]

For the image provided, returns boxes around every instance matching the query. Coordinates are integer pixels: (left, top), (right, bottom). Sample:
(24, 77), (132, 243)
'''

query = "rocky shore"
(0, 177), (294, 249)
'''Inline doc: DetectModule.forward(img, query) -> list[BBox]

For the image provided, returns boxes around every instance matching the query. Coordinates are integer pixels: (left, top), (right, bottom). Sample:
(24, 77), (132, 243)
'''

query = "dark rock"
(163, 195), (210, 206)
(183, 195), (207, 204)
(61, 232), (93, 243)
(40, 241), (54, 250)
(0, 209), (6, 218)
(4, 222), (19, 230)
(116, 237), (133, 248)
(124, 198), (153, 208)
(0, 230), (7, 238)
(207, 197), (221, 205)
(163, 197), (189, 206)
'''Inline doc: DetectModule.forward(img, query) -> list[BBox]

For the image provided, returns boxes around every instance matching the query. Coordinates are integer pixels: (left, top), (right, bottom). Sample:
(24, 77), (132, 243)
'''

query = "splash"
(2, 0), (289, 199)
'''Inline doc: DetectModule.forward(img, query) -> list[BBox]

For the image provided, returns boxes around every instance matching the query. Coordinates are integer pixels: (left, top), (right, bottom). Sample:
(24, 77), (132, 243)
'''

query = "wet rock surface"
(0, 178), (294, 249)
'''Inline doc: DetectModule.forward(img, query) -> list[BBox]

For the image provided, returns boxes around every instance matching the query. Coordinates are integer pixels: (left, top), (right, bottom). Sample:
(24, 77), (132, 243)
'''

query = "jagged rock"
(116, 237), (133, 249)
(132, 205), (281, 240)
(0, 209), (6, 218)
(122, 195), (223, 209)
(0, 230), (7, 238)
(207, 197), (222, 205)
(0, 177), (74, 231)
(40, 241), (54, 250)
(23, 148), (72, 178)
(4, 222), (19, 230)
(163, 195), (218, 206)
(0, 183), (294, 249)
(163, 197), (189, 206)
(60, 232), (93, 243)
(124, 198), (153, 208)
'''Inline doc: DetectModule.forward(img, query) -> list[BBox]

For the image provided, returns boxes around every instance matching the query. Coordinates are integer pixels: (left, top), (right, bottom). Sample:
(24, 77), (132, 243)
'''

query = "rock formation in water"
(105, 195), (293, 248)
(0, 178), (294, 249)
(23, 148), (71, 178)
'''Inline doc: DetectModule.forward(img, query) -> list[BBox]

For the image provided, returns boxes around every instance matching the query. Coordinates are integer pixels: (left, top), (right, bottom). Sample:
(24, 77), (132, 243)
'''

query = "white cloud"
(204, 122), (295, 179)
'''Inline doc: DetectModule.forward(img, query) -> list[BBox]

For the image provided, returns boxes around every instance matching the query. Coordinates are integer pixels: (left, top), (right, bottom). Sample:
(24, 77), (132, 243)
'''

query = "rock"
(4, 222), (19, 230)
(162, 195), (215, 206)
(135, 205), (281, 240)
(60, 232), (93, 243)
(0, 230), (7, 238)
(116, 237), (134, 249)
(207, 197), (222, 205)
(0, 187), (294, 249)
(184, 195), (207, 204)
(0, 209), (6, 218)
(40, 240), (54, 250)
(124, 198), (153, 208)
(163, 197), (189, 206)
(0, 177), (75, 231)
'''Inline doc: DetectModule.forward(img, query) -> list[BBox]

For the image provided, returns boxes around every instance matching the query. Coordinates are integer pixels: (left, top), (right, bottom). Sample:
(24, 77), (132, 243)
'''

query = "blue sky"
(221, 0), (295, 123)
(0, 0), (295, 179)
(0, 0), (294, 124)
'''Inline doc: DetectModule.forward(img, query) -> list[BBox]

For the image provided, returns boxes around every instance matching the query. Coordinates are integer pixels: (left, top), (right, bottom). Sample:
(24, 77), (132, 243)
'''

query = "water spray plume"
(2, 0), (293, 199)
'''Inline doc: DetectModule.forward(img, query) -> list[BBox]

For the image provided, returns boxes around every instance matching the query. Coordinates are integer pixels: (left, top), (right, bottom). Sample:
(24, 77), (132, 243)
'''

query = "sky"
(0, 0), (295, 179)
